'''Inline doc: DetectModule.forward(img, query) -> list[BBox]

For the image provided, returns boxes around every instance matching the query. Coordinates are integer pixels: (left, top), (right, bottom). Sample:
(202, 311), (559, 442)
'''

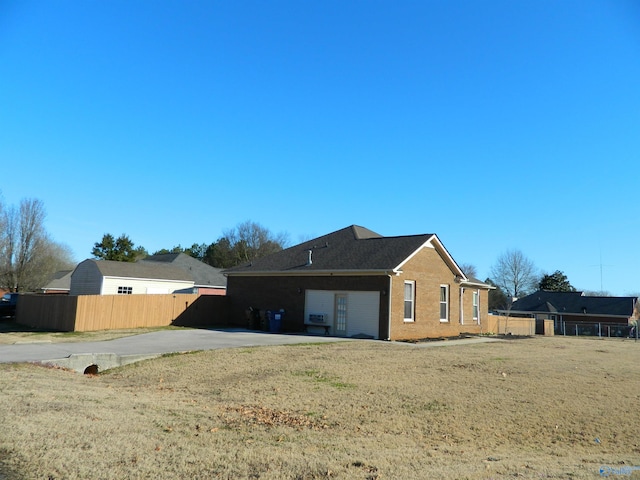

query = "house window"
(440, 285), (449, 322)
(117, 286), (133, 295)
(404, 281), (415, 322)
(473, 291), (479, 320)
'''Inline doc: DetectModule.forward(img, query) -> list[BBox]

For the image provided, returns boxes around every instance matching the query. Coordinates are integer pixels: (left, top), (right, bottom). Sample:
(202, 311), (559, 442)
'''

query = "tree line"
(92, 220), (289, 269)
(1, 196), (614, 300)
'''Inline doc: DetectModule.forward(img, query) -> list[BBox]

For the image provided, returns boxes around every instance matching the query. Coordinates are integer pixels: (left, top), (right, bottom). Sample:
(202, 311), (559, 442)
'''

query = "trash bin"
(269, 309), (284, 333)
(265, 310), (272, 332)
(247, 307), (260, 330)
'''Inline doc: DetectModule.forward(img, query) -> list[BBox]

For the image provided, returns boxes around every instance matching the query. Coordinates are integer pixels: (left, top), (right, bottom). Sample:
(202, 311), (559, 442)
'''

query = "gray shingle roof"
(225, 225), (440, 274)
(141, 253), (227, 288)
(94, 259), (194, 282)
(511, 290), (637, 317)
(42, 270), (73, 291)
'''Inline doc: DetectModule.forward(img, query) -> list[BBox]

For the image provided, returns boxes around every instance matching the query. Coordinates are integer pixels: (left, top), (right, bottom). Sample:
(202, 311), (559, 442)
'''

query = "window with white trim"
(117, 286), (133, 295)
(404, 281), (415, 322)
(439, 285), (449, 322)
(472, 291), (479, 320)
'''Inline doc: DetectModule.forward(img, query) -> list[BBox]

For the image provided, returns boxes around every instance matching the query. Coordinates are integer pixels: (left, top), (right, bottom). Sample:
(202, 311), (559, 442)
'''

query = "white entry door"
(334, 294), (348, 336)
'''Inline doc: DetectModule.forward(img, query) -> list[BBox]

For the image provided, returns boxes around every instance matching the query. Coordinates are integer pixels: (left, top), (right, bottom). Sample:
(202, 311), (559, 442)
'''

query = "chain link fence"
(557, 321), (638, 339)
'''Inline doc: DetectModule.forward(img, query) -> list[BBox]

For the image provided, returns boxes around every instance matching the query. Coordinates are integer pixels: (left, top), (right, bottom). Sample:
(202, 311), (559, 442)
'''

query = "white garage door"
(305, 290), (380, 339)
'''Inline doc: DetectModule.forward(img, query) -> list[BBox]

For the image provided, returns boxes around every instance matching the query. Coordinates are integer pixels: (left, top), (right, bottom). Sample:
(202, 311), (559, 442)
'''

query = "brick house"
(224, 225), (492, 340)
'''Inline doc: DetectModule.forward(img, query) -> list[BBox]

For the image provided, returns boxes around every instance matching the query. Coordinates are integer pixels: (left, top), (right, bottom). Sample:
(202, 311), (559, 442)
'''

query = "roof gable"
(224, 225), (464, 277)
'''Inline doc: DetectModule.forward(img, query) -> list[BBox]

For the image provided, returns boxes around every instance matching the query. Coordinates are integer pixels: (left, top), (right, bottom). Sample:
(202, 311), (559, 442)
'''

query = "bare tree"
(489, 249), (538, 299)
(21, 239), (75, 291)
(0, 198), (75, 291)
(458, 262), (478, 278)
(221, 221), (289, 265)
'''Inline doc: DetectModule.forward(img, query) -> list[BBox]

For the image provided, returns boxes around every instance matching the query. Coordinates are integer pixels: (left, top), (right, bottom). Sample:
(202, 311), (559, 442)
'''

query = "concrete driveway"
(0, 328), (350, 373)
(0, 328), (501, 373)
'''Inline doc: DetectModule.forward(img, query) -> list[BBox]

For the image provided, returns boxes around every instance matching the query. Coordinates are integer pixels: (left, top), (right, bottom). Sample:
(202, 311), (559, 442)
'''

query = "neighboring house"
(140, 253), (227, 295)
(505, 290), (640, 334)
(70, 259), (194, 295)
(40, 270), (73, 294)
(224, 225), (492, 340)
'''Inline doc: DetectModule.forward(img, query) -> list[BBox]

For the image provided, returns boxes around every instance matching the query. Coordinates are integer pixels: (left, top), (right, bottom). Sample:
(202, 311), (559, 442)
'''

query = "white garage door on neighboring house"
(305, 290), (380, 339)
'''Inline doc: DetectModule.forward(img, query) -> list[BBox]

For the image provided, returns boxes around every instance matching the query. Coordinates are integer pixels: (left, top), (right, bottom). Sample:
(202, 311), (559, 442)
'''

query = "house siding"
(390, 246), (485, 340)
(194, 287), (226, 296)
(101, 277), (194, 295)
(226, 275), (389, 336)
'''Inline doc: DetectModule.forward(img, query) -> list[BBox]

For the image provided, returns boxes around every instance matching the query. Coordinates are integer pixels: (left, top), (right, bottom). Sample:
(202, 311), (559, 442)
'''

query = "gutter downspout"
(387, 274), (393, 341)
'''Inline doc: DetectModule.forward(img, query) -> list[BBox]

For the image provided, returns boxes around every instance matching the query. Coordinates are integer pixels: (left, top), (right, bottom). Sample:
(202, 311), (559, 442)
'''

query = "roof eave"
(461, 280), (495, 289)
(225, 269), (397, 277)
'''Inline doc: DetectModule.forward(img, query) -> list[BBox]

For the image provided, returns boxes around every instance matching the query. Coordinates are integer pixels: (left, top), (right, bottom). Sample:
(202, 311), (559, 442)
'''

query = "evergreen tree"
(92, 234), (146, 262)
(538, 270), (576, 292)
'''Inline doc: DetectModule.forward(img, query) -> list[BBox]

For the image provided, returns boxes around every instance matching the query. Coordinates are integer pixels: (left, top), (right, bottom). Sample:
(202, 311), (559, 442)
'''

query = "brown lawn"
(0, 335), (639, 479)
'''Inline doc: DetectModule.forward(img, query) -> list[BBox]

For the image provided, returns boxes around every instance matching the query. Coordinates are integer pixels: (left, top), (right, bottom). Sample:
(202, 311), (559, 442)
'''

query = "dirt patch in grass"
(0, 336), (639, 479)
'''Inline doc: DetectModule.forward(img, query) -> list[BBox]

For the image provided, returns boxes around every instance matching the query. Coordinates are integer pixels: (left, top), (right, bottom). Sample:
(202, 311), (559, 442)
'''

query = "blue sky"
(1, 1), (639, 295)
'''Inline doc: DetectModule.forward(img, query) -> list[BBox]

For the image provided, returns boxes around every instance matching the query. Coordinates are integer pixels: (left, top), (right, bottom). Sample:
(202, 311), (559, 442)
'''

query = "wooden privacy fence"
(17, 294), (230, 332)
(485, 314), (545, 336)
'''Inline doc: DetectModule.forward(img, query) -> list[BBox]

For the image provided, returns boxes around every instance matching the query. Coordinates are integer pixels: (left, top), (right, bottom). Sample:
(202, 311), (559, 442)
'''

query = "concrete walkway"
(0, 329), (501, 373)
(391, 336), (503, 348)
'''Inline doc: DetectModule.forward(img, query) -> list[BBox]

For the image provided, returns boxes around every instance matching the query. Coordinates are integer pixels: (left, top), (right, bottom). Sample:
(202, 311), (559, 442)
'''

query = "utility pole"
(591, 250), (612, 294)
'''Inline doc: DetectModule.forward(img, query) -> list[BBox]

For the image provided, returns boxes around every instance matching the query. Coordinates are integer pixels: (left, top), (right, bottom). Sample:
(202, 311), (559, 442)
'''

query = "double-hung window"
(472, 291), (479, 320)
(404, 281), (415, 322)
(439, 285), (449, 322)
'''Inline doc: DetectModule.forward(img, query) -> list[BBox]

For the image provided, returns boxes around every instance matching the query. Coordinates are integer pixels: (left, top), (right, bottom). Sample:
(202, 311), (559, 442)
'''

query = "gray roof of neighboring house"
(510, 290), (637, 317)
(224, 225), (466, 276)
(42, 270), (73, 291)
(141, 253), (227, 288)
(91, 259), (194, 282)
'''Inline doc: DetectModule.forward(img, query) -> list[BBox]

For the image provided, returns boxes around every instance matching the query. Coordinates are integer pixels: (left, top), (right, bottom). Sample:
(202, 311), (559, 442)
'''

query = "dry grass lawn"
(0, 335), (639, 479)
